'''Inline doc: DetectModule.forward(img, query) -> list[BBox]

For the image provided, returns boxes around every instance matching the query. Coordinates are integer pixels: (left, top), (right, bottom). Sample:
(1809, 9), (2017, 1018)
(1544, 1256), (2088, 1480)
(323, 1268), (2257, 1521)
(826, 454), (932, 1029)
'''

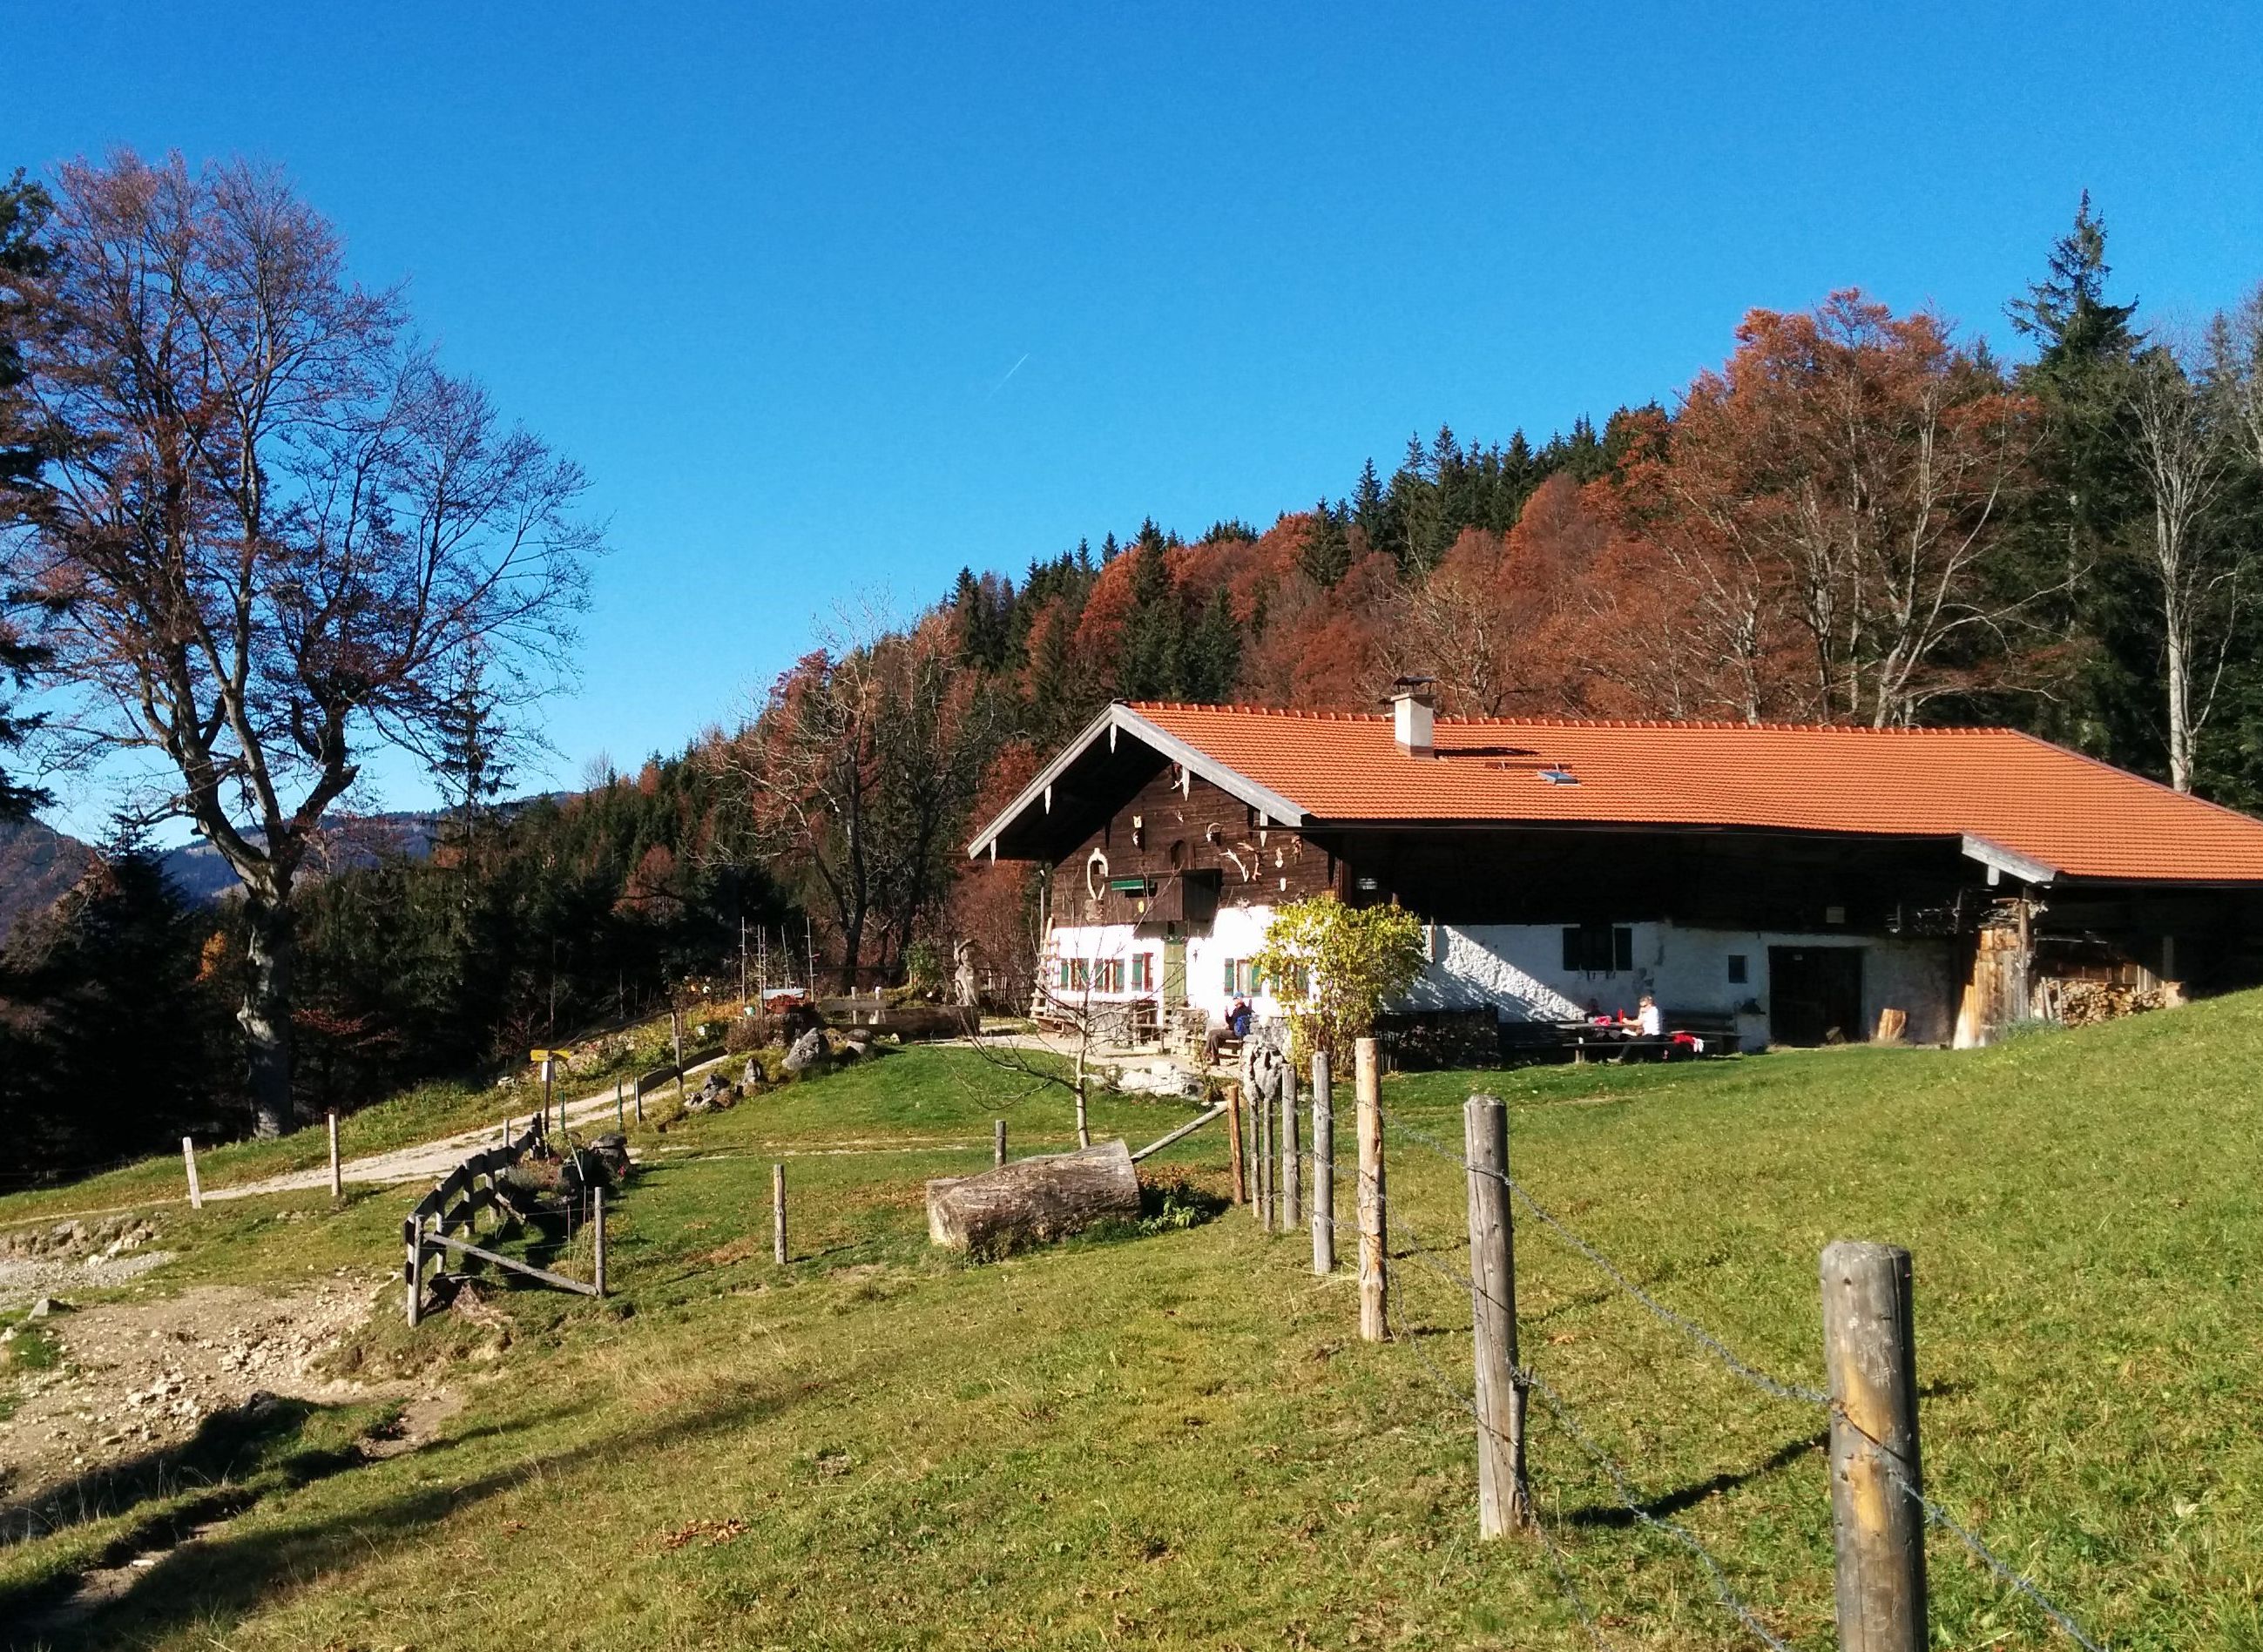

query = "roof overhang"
(1961, 833), (2060, 887)
(968, 702), (1309, 862)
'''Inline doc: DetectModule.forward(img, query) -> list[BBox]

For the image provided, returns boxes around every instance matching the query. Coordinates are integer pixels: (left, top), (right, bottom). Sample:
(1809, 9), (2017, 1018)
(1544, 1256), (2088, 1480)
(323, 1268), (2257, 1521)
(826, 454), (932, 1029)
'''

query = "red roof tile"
(1127, 703), (2263, 884)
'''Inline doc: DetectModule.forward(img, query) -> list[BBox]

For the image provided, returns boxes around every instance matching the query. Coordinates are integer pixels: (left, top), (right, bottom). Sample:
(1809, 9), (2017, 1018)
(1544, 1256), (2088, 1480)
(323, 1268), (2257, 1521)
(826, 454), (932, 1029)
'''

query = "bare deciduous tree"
(10, 152), (598, 1134)
(723, 605), (992, 991)
(2128, 336), (2239, 792)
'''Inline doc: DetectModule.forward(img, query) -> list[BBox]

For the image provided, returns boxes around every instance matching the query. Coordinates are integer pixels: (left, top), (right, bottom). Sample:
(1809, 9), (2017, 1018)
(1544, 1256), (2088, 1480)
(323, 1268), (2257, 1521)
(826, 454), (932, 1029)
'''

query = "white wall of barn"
(1044, 914), (1959, 1047)
(1404, 921), (1957, 1048)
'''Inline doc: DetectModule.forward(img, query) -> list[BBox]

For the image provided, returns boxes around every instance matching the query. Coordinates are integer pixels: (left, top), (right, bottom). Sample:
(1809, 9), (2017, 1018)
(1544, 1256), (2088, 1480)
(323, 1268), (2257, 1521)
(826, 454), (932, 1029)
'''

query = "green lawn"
(1, 1003), (2256, 1649)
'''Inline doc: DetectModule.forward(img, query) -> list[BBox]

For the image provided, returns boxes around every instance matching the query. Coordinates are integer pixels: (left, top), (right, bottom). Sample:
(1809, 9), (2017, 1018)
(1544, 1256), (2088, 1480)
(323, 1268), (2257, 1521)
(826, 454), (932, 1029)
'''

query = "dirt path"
(0, 1278), (395, 1497)
(206, 1053), (736, 1204)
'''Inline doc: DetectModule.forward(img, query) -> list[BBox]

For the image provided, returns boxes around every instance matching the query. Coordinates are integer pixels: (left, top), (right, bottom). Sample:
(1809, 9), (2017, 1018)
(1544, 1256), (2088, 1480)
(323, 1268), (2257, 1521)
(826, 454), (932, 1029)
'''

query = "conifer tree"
(1300, 499), (1353, 588)
(2003, 192), (2155, 769)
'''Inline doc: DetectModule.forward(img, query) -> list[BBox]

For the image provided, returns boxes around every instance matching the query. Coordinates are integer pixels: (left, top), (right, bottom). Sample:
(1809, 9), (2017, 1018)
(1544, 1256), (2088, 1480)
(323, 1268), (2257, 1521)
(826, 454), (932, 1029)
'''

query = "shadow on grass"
(15, 1373), (836, 1652)
(0, 1394), (359, 1553)
(1564, 1428), (1827, 1529)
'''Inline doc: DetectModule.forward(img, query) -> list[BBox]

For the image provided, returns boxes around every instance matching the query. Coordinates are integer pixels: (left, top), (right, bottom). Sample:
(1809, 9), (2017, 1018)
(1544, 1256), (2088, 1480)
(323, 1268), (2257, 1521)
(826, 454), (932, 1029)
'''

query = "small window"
(1726, 954), (1748, 986)
(1067, 958), (1091, 991)
(1097, 959), (1125, 994)
(1561, 924), (1634, 974)
(1222, 957), (1238, 994)
(1132, 954), (1153, 991)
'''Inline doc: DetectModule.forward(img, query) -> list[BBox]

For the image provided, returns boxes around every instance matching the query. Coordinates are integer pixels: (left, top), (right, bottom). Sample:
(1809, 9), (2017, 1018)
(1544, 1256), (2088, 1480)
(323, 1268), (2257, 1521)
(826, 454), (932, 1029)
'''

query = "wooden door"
(1768, 946), (1864, 1045)
(1162, 934), (1187, 1006)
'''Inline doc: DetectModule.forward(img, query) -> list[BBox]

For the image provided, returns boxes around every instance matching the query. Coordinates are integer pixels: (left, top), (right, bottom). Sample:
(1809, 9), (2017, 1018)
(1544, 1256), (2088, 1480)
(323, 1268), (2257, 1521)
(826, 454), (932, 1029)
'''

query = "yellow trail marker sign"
(530, 1049), (558, 1063)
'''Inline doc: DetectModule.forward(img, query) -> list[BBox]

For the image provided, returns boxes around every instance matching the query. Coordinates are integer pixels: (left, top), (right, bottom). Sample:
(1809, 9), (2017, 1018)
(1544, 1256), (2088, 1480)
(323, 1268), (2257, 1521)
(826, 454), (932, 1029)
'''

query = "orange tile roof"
(1127, 703), (2263, 884)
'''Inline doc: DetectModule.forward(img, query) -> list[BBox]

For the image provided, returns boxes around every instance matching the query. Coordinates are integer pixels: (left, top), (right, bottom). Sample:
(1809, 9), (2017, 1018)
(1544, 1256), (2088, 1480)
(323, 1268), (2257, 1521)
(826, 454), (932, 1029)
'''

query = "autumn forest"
(8, 179), (2263, 1170)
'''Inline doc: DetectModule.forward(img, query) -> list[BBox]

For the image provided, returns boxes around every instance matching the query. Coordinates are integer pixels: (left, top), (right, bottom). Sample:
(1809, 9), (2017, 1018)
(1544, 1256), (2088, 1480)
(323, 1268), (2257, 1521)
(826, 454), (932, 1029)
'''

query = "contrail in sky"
(985, 353), (1030, 400)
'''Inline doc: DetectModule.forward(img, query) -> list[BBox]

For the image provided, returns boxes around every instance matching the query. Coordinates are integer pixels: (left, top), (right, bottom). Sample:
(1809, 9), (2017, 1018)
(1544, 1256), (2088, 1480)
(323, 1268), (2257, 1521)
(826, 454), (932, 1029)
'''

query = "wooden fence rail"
(403, 1120), (604, 1325)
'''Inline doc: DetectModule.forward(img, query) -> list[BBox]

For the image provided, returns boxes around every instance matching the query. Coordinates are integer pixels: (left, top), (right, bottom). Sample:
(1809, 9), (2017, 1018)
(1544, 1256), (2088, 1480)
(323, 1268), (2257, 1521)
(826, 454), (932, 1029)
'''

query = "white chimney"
(1390, 676), (1435, 757)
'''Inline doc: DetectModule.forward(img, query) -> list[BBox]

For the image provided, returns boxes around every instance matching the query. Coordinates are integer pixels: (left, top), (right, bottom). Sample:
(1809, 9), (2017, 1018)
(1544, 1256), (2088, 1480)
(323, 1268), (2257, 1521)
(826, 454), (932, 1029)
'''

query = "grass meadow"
(3, 998), (2259, 1649)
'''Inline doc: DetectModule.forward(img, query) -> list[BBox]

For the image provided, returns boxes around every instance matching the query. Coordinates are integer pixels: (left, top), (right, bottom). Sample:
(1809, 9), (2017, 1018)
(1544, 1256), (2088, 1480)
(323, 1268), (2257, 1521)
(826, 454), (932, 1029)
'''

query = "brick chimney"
(1389, 675), (1436, 757)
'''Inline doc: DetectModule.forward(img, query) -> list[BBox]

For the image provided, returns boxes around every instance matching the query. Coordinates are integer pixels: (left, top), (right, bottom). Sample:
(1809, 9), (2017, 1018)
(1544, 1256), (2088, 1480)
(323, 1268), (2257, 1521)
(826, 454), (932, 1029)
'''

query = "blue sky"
(10, 2), (2263, 835)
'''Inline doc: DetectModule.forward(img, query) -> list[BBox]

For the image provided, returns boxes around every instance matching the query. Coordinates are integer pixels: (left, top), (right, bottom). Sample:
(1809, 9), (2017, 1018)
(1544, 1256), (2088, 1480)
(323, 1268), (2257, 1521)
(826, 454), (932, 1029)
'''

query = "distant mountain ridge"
(155, 810), (454, 905)
(1, 797), (573, 938)
(0, 808), (485, 940)
(0, 819), (97, 943)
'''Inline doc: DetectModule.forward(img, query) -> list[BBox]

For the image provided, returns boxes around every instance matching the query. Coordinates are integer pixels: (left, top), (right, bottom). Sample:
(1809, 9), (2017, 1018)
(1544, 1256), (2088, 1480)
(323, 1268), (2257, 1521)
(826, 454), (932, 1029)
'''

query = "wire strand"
(1520, 1362), (1800, 1652)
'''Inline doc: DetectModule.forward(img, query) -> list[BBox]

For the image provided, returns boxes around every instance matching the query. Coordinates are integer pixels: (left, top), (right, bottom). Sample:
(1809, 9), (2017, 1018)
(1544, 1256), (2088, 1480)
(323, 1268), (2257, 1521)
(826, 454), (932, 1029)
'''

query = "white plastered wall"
(1402, 921), (1957, 1049)
(1046, 904), (1288, 1028)
(1049, 913), (1958, 1048)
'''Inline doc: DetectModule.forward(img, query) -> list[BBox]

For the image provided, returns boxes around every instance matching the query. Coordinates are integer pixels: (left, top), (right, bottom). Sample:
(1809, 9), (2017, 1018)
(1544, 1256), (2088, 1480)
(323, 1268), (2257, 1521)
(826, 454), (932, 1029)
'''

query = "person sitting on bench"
(1635, 994), (1663, 1037)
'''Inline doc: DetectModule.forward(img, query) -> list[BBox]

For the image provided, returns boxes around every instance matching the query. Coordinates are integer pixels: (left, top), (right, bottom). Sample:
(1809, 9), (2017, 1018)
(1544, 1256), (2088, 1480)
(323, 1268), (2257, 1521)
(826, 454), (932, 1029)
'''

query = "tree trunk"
(240, 896), (296, 1138)
(2166, 602), (2193, 792)
(925, 1140), (1140, 1252)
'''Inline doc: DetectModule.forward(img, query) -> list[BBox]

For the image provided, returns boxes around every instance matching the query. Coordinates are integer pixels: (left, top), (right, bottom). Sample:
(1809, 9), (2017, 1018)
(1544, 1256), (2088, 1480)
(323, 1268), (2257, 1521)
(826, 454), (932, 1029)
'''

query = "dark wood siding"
(1318, 826), (1979, 934)
(1050, 772), (1336, 927)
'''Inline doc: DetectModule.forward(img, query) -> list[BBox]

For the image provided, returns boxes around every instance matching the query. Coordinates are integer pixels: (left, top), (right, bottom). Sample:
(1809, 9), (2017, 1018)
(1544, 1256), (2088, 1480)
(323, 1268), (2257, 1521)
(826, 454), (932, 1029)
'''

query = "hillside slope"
(2, 1005), (2256, 1649)
(0, 819), (91, 943)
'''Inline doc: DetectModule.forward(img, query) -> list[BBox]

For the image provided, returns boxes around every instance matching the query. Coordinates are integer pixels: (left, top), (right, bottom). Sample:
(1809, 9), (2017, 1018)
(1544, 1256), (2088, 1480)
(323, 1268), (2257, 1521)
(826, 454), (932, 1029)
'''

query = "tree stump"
(926, 1140), (1141, 1252)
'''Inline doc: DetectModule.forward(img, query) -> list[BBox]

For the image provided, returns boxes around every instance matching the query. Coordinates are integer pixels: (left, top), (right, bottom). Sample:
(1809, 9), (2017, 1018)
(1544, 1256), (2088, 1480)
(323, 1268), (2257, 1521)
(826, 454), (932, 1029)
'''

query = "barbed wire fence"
(1234, 1037), (2112, 1652)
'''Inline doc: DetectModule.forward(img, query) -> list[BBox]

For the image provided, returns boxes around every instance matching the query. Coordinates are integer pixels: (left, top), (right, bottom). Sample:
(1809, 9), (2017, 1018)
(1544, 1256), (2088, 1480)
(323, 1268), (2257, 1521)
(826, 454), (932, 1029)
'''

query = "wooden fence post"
(404, 1214), (423, 1327)
(543, 1058), (556, 1136)
(1310, 1051), (1334, 1276)
(1821, 1240), (1926, 1652)
(1465, 1094), (1529, 1535)
(773, 1163), (788, 1264)
(1226, 1083), (1246, 1206)
(1280, 1060), (1300, 1232)
(327, 1111), (342, 1203)
(994, 1119), (1007, 1168)
(593, 1185), (607, 1297)
(616, 1078), (625, 1130)
(181, 1136), (203, 1210)
(1257, 1072), (1274, 1230)
(1355, 1037), (1387, 1341)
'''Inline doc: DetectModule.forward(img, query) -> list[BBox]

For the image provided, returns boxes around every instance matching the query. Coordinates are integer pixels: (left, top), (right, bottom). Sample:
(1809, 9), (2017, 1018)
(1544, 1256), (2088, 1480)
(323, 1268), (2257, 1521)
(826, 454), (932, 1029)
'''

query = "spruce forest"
(8, 188), (2263, 1174)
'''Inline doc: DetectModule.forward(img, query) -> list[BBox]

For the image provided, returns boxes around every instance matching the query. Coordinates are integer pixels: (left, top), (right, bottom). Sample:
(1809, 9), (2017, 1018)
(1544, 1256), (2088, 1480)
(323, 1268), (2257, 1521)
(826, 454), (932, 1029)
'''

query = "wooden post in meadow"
(404, 1213), (423, 1328)
(181, 1136), (203, 1210)
(672, 1007), (686, 1102)
(772, 1163), (788, 1264)
(616, 1077), (625, 1130)
(1821, 1240), (1926, 1652)
(1464, 1094), (1529, 1535)
(1279, 1059), (1300, 1232)
(993, 1119), (1007, 1168)
(592, 1186), (608, 1297)
(1226, 1084), (1246, 1206)
(327, 1111), (343, 1204)
(1309, 1050), (1334, 1276)
(1354, 1037), (1387, 1341)
(542, 1057), (555, 1135)
(1257, 1073), (1274, 1230)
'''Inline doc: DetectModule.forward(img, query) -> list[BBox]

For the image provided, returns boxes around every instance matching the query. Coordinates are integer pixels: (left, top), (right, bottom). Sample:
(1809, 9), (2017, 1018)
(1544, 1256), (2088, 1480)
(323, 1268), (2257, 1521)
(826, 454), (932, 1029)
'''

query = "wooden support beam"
(423, 1231), (601, 1296)
(1130, 1102), (1227, 1163)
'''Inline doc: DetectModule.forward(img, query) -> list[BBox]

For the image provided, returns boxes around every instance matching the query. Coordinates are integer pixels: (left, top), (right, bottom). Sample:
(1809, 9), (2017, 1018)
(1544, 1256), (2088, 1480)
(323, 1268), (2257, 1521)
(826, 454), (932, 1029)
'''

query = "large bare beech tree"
(10, 152), (598, 1135)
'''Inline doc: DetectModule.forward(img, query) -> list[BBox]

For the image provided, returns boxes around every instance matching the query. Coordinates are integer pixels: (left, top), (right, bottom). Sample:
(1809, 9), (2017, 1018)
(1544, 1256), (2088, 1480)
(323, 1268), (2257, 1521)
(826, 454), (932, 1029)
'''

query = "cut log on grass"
(926, 1140), (1141, 1253)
